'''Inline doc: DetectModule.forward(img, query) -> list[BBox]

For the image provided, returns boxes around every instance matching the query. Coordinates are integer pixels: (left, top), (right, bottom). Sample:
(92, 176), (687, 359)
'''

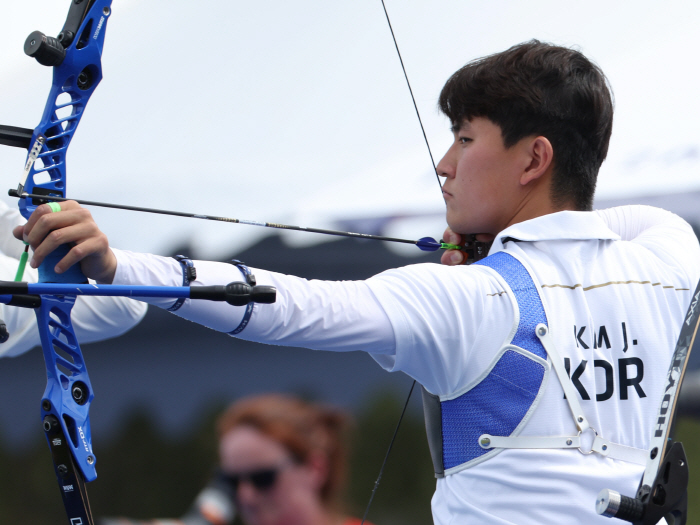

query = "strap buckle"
(577, 427), (599, 455)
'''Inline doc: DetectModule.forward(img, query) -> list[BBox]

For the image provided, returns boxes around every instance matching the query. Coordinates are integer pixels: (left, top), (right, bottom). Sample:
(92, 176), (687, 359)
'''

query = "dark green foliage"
(0, 406), (222, 525)
(90, 406), (221, 520)
(0, 401), (698, 524)
(0, 432), (63, 524)
(345, 391), (435, 525)
(676, 418), (700, 523)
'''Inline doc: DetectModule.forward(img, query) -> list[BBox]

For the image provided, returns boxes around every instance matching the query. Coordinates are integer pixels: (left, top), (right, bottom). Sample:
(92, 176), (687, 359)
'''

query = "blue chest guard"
(422, 251), (551, 476)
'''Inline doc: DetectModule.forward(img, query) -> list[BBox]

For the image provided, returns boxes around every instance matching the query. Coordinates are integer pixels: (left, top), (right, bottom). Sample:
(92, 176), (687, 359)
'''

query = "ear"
(520, 136), (554, 186)
(304, 451), (330, 490)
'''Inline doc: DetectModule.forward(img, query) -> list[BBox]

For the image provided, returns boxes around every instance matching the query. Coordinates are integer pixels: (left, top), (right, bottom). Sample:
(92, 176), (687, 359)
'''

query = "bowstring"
(380, 0), (442, 190)
(360, 380), (416, 525)
(358, 3), (441, 523)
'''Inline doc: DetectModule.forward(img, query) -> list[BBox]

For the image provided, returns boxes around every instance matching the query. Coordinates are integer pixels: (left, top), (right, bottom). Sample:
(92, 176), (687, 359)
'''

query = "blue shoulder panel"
(474, 251), (548, 360)
(440, 251), (549, 470)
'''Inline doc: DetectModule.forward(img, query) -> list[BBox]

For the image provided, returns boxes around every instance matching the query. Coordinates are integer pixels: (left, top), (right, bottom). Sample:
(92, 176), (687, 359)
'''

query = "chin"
(447, 222), (477, 236)
(448, 212), (497, 236)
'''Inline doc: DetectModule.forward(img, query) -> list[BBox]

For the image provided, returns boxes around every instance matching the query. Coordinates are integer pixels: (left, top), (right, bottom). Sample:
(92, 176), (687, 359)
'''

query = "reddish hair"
(217, 394), (351, 506)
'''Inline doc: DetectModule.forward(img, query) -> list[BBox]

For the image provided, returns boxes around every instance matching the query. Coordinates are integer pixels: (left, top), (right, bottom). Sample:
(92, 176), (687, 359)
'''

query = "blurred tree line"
(0, 390), (436, 525)
(0, 393), (698, 524)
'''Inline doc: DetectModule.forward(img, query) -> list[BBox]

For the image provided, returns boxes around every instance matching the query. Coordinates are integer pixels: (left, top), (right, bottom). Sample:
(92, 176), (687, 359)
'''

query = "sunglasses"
(217, 462), (292, 493)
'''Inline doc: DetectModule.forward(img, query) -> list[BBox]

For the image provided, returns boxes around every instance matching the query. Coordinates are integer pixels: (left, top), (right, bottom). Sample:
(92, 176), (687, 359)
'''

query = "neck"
(504, 173), (577, 231)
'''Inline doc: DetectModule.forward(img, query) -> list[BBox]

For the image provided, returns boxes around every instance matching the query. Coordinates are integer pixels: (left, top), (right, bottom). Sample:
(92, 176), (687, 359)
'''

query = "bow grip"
(38, 244), (88, 284)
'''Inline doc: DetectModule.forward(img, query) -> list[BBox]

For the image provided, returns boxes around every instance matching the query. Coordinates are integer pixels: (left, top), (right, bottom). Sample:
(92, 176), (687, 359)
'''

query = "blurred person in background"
(0, 200), (146, 357)
(101, 394), (373, 525)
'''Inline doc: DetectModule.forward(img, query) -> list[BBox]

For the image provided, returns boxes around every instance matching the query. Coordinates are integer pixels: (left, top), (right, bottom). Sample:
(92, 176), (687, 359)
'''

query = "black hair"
(438, 40), (614, 210)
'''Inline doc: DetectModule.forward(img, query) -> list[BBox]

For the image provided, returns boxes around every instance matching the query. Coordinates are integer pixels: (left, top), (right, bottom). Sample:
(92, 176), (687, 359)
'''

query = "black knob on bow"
(0, 319), (8, 344)
(225, 283), (277, 306)
(189, 283), (277, 306)
(24, 31), (67, 67)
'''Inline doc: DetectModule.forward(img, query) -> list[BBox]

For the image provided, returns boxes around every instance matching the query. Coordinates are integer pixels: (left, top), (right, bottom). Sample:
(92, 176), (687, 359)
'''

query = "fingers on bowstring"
(440, 226), (467, 266)
(442, 226), (462, 246)
(441, 249), (466, 266)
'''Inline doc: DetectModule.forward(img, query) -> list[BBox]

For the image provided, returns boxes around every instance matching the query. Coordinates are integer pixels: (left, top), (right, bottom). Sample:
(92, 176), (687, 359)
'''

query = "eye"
(458, 136), (472, 145)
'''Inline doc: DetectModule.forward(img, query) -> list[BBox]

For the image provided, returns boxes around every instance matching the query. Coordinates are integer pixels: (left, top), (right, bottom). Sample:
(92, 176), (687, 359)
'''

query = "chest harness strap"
(423, 251), (646, 477)
(479, 322), (647, 466)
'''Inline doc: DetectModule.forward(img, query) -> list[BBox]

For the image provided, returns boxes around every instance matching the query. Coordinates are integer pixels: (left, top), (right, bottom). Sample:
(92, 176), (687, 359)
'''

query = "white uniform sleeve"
(0, 201), (29, 259)
(0, 252), (148, 359)
(595, 205), (700, 285)
(111, 249), (512, 394)
(112, 249), (395, 353)
(365, 264), (513, 393)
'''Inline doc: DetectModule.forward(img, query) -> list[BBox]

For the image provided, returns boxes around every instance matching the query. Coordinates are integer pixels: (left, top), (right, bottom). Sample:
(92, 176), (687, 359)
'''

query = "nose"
(436, 144), (456, 180)
(235, 479), (259, 504)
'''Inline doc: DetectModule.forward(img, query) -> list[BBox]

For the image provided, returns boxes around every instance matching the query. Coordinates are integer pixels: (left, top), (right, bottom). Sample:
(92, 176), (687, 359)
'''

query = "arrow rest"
(460, 235), (490, 262)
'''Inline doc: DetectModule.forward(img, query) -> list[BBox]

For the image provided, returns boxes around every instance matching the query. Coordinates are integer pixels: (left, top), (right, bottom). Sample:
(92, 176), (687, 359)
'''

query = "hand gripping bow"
(0, 2), (275, 523)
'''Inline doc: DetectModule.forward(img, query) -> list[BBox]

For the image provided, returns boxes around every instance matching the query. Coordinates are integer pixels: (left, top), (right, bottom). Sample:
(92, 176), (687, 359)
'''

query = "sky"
(0, 1), (699, 260)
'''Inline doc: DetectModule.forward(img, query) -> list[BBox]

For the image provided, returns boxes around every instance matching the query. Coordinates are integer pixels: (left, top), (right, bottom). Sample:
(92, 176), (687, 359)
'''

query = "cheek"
(458, 149), (518, 206)
(461, 149), (501, 181)
(276, 467), (320, 510)
(280, 466), (316, 494)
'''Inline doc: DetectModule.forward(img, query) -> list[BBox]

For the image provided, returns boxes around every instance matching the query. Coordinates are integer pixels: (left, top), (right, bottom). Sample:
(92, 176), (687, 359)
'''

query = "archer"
(16, 41), (699, 525)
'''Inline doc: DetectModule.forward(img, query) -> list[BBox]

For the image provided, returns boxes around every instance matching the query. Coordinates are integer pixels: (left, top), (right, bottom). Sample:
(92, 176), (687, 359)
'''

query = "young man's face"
(437, 117), (535, 236)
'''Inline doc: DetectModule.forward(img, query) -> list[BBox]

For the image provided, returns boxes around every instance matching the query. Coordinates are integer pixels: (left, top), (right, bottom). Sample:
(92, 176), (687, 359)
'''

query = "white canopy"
(0, 1), (698, 259)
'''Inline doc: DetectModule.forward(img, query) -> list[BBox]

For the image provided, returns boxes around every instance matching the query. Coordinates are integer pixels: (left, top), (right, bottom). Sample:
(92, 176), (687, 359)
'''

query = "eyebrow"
(450, 120), (470, 134)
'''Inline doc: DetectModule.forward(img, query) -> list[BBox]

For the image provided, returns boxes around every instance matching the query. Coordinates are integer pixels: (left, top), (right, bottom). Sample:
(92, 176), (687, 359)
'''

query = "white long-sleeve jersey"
(112, 205), (699, 525)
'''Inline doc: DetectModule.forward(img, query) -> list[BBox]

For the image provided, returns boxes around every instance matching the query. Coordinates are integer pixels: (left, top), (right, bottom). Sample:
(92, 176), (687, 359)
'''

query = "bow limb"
(13, 2), (113, 522)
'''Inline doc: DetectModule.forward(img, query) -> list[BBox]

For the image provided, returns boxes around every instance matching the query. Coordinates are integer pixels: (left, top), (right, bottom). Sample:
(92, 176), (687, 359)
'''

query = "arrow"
(10, 190), (476, 254)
